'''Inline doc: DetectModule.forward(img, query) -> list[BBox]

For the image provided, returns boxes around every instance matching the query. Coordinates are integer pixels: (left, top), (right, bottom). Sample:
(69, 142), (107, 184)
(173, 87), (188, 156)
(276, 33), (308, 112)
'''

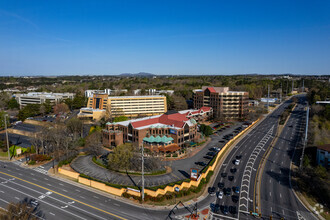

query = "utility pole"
(292, 80), (294, 94)
(267, 84), (270, 112)
(302, 79), (304, 93)
(4, 114), (10, 161)
(300, 106), (309, 168)
(141, 143), (145, 202)
(286, 80), (289, 96)
(280, 83), (282, 103)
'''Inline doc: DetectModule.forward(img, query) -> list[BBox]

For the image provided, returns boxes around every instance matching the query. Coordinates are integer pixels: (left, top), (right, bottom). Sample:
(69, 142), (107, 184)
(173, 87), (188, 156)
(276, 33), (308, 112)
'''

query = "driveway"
(71, 122), (244, 187)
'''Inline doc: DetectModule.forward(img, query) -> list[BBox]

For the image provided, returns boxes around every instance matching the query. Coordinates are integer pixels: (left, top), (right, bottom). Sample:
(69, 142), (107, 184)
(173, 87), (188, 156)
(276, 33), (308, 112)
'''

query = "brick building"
(193, 86), (248, 120)
(102, 107), (212, 151)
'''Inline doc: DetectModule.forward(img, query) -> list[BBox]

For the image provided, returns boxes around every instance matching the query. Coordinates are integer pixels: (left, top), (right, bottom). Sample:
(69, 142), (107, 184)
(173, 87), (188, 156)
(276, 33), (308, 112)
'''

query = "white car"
(235, 159), (240, 165)
(218, 191), (223, 199)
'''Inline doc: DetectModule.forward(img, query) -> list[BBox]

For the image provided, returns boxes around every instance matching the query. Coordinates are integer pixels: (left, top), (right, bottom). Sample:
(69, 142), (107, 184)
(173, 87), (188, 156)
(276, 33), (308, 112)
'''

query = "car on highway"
(234, 159), (240, 165)
(229, 206), (237, 214)
(221, 173), (227, 178)
(232, 195), (239, 203)
(230, 168), (237, 173)
(208, 187), (216, 196)
(228, 176), (234, 181)
(234, 186), (240, 193)
(195, 161), (207, 166)
(214, 204), (220, 213)
(222, 205), (229, 215)
(218, 191), (224, 199)
(218, 182), (225, 189)
(30, 199), (39, 207)
(224, 187), (231, 196)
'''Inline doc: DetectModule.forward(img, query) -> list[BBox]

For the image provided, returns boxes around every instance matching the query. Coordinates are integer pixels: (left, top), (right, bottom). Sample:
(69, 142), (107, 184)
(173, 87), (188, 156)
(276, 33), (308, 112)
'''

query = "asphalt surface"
(0, 98), (315, 220)
(71, 122), (243, 187)
(259, 96), (317, 220)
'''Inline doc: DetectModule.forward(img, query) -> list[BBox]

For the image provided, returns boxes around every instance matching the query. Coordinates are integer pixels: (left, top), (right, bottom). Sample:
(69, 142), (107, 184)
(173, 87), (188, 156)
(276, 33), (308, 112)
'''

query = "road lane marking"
(280, 193), (282, 198)
(114, 203), (120, 207)
(269, 192), (271, 197)
(49, 212), (55, 216)
(14, 197), (20, 200)
(0, 171), (127, 220)
(0, 182), (87, 219)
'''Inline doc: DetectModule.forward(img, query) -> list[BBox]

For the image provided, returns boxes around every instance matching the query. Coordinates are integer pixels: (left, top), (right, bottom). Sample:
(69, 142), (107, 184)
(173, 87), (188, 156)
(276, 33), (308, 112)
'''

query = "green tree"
(0, 111), (10, 129)
(17, 104), (41, 121)
(72, 93), (87, 109)
(43, 100), (52, 114)
(315, 165), (327, 179)
(7, 98), (19, 109)
(113, 115), (128, 122)
(303, 155), (310, 168)
(108, 143), (134, 171)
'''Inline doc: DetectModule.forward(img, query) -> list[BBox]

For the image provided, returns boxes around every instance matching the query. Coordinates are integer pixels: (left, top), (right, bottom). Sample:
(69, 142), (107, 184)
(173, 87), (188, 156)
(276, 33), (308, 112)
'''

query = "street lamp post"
(141, 142), (144, 202)
(4, 114), (10, 161)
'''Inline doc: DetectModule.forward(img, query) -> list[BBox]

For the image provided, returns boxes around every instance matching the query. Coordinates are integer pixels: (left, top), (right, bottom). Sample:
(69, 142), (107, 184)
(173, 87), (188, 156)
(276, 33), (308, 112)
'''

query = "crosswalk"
(33, 167), (48, 175)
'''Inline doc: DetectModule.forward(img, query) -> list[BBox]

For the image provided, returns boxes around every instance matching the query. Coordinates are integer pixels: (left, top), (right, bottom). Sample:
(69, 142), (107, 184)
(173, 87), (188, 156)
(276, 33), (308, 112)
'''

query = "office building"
(193, 86), (248, 120)
(15, 92), (75, 108)
(78, 94), (167, 120)
(102, 107), (212, 151)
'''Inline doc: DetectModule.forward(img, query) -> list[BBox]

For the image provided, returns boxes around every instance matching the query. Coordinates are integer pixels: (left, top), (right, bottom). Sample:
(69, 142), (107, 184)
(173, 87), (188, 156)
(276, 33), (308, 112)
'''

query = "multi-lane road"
(0, 95), (315, 220)
(259, 96), (317, 220)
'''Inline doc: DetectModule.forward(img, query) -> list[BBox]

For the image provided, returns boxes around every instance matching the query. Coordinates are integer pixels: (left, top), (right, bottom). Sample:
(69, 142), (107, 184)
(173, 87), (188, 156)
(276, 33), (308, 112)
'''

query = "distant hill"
(119, 72), (156, 77)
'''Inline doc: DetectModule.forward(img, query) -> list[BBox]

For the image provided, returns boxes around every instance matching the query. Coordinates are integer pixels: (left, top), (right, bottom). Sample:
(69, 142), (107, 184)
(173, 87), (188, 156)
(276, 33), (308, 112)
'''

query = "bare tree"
(85, 130), (103, 156)
(30, 127), (49, 154)
(66, 117), (83, 141)
(0, 199), (44, 220)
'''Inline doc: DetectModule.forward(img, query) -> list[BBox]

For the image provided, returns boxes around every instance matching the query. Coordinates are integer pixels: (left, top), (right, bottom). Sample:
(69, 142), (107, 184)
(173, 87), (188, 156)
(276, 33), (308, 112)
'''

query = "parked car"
(224, 187), (231, 196)
(204, 156), (213, 160)
(234, 159), (240, 165)
(236, 155), (242, 160)
(207, 152), (216, 156)
(195, 161), (207, 166)
(232, 195), (239, 203)
(228, 176), (234, 181)
(214, 204), (220, 213)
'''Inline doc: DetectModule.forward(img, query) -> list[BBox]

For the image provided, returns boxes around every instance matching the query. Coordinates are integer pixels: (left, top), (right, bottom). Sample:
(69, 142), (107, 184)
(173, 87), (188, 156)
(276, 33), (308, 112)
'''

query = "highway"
(209, 98), (292, 219)
(0, 97), (315, 220)
(259, 96), (317, 220)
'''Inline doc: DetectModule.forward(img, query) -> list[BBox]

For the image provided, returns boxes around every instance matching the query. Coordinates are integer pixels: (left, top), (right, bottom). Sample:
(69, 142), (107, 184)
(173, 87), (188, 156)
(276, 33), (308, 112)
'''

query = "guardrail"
(58, 118), (260, 198)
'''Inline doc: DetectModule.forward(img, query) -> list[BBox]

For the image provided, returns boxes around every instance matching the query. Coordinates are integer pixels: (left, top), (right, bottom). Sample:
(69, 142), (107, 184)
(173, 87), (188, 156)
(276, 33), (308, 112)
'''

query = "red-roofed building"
(193, 86), (248, 120)
(102, 107), (212, 149)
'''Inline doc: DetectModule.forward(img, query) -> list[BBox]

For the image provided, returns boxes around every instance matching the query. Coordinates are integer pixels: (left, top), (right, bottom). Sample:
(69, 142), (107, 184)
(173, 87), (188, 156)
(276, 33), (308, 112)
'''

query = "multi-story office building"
(84, 89), (128, 98)
(15, 92), (75, 108)
(78, 94), (167, 120)
(102, 107), (212, 150)
(193, 86), (248, 120)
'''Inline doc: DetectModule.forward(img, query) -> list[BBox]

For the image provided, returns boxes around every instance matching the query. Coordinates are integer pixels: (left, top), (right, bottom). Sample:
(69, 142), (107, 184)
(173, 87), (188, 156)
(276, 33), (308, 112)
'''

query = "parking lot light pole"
(4, 114), (10, 161)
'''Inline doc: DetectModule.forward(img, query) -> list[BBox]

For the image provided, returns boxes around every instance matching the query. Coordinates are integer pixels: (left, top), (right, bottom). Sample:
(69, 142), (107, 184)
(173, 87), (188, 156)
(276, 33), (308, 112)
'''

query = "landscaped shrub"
(172, 153), (178, 157)
(28, 160), (36, 165)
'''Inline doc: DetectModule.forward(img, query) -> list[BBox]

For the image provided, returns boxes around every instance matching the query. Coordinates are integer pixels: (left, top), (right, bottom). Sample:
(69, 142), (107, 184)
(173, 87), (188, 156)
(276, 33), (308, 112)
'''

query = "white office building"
(15, 92), (75, 107)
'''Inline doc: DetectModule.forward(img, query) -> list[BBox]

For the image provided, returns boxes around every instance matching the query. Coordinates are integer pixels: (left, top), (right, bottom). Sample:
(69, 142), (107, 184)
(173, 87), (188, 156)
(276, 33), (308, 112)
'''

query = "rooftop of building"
(107, 107), (211, 130)
(108, 95), (165, 99)
(15, 92), (74, 98)
(194, 86), (247, 94)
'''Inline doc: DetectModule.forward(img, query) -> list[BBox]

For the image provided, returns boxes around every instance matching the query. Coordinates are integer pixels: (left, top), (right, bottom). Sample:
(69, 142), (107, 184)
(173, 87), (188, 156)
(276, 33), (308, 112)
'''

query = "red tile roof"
(206, 87), (216, 93)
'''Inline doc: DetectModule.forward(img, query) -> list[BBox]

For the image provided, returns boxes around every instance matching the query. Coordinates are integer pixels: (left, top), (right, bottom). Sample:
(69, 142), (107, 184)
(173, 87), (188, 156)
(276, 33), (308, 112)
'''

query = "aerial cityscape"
(0, 1), (329, 220)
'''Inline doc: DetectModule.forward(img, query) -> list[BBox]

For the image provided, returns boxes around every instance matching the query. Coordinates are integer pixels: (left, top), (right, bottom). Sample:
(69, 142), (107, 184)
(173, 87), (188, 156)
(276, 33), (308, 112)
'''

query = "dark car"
(222, 205), (229, 215)
(207, 152), (216, 156)
(208, 187), (216, 196)
(214, 204), (220, 213)
(228, 176), (234, 181)
(232, 195), (239, 203)
(236, 155), (242, 160)
(229, 206), (237, 214)
(209, 147), (217, 151)
(204, 156), (213, 160)
(218, 182), (225, 189)
(195, 161), (207, 166)
(224, 187), (231, 196)
(234, 186), (240, 193)
(221, 173), (227, 178)
(230, 168), (237, 173)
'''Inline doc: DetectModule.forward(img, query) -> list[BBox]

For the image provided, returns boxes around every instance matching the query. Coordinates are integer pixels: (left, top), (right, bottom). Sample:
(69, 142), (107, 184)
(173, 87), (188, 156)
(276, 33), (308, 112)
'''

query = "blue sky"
(0, 0), (329, 75)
